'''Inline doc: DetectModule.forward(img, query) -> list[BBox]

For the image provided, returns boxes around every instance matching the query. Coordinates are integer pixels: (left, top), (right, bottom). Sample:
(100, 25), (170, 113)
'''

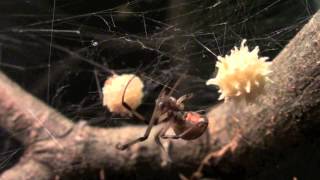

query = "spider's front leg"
(116, 112), (169, 150)
(116, 115), (157, 150)
(154, 122), (173, 163)
(121, 100), (146, 123)
(120, 75), (147, 123)
(154, 122), (171, 150)
(176, 93), (193, 110)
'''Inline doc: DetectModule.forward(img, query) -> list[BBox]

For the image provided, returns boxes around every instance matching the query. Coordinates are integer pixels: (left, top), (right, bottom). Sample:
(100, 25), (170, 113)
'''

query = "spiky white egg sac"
(206, 39), (272, 102)
(102, 74), (144, 115)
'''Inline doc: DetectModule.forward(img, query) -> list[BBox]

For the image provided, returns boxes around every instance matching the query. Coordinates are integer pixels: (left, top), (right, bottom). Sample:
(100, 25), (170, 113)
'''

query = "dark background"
(0, 0), (319, 179)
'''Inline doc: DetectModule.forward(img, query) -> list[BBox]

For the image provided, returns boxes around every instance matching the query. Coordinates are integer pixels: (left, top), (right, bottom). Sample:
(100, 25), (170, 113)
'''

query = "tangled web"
(0, 0), (318, 178)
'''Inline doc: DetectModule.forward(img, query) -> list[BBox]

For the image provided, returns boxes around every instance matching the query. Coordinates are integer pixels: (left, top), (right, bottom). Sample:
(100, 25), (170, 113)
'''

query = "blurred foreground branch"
(0, 10), (320, 180)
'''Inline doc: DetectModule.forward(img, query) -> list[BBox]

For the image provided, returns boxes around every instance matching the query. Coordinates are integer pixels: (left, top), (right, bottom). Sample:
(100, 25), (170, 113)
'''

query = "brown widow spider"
(116, 75), (208, 150)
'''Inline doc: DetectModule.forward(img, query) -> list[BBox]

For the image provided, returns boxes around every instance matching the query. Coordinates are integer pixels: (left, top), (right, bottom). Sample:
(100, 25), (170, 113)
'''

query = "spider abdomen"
(172, 112), (208, 140)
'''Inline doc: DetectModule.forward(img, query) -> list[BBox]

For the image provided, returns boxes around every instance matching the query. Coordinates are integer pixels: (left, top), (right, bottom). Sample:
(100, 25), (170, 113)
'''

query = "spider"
(116, 75), (208, 150)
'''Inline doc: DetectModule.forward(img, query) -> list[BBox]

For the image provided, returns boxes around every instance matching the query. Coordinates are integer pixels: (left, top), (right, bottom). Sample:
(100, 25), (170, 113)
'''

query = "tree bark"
(0, 10), (320, 180)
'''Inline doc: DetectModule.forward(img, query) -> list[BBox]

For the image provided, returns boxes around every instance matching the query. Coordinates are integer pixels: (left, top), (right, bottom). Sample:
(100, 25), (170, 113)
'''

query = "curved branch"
(0, 10), (320, 180)
(0, 72), (73, 145)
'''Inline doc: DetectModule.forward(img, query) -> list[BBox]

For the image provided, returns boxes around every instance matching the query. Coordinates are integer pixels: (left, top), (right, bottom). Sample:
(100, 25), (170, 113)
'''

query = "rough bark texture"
(0, 10), (319, 180)
(203, 10), (320, 177)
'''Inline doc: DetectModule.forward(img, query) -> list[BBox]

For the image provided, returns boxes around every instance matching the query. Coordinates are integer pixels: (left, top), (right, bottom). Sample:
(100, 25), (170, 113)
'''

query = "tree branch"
(199, 10), (320, 177)
(0, 10), (320, 180)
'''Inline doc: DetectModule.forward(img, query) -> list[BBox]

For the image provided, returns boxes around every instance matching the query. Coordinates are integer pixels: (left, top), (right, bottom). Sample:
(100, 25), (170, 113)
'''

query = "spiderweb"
(0, 0), (318, 179)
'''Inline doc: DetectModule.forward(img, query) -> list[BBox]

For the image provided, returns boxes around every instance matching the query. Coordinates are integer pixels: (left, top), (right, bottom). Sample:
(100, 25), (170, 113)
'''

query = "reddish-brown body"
(113, 74), (209, 151)
(172, 112), (208, 140)
(116, 89), (208, 150)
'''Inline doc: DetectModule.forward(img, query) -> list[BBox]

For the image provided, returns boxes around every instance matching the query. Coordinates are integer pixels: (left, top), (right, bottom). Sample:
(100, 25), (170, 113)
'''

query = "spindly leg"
(121, 76), (146, 123)
(176, 93), (193, 109)
(167, 71), (187, 96)
(161, 125), (197, 139)
(154, 122), (173, 162)
(154, 122), (171, 150)
(122, 101), (146, 122)
(116, 105), (168, 150)
(161, 134), (180, 139)
(116, 115), (157, 150)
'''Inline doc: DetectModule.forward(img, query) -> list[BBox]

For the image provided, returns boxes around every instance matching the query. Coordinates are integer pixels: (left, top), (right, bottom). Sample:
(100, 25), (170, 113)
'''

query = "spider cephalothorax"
(116, 76), (208, 150)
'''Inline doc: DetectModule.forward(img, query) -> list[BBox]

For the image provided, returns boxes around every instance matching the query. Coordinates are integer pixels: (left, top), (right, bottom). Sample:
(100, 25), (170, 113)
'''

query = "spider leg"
(121, 101), (146, 123)
(116, 112), (168, 150)
(154, 122), (171, 150)
(167, 71), (187, 96)
(116, 115), (157, 150)
(161, 134), (180, 139)
(161, 125), (198, 139)
(121, 76), (146, 123)
(154, 122), (173, 163)
(176, 93), (193, 109)
(177, 93), (193, 103)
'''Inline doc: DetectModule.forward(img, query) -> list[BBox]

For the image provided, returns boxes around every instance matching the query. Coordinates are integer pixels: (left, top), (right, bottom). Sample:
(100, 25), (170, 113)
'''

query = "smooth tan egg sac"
(206, 39), (272, 102)
(102, 74), (144, 115)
